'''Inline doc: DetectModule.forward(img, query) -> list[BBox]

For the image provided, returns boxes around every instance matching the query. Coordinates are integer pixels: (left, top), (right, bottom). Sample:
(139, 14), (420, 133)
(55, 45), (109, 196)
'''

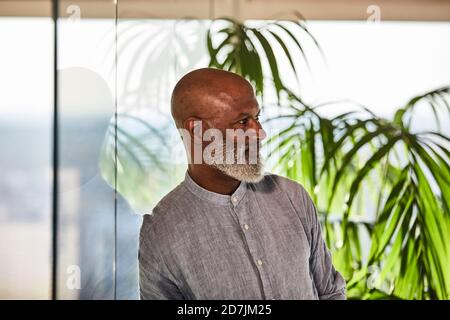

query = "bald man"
(139, 68), (346, 300)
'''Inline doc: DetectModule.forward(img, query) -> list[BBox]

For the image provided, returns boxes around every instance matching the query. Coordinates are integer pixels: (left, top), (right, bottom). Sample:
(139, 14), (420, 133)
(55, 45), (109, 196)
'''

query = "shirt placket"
(230, 194), (276, 300)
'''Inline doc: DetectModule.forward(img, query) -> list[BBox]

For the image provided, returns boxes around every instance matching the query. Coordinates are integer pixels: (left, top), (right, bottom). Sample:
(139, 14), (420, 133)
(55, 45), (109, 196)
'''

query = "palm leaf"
(207, 17), (321, 100)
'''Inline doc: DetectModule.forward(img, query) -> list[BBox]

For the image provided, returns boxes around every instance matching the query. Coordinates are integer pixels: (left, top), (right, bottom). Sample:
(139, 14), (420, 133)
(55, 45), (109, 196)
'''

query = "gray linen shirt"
(139, 172), (346, 300)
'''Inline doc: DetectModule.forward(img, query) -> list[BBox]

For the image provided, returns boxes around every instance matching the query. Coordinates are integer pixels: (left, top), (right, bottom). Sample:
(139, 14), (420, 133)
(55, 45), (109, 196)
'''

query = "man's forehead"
(217, 91), (236, 104)
(209, 90), (259, 112)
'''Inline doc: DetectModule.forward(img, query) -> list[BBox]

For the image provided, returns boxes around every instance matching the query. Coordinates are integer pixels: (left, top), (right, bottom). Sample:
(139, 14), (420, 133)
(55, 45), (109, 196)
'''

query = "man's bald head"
(172, 68), (266, 184)
(171, 68), (255, 129)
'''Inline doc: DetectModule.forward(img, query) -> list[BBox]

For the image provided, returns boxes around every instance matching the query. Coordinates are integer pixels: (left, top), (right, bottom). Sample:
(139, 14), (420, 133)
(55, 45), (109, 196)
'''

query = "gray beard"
(207, 143), (265, 183)
(212, 159), (265, 183)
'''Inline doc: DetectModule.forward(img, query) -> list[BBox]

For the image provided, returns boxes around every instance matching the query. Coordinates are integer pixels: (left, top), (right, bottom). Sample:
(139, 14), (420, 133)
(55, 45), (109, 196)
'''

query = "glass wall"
(56, 1), (118, 299)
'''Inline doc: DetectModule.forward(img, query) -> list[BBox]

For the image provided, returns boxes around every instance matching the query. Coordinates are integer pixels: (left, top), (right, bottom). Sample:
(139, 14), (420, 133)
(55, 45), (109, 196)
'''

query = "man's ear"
(184, 117), (203, 141)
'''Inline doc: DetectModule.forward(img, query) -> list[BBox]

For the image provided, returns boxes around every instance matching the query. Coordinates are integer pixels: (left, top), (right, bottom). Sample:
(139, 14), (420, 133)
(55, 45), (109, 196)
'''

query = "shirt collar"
(183, 171), (248, 206)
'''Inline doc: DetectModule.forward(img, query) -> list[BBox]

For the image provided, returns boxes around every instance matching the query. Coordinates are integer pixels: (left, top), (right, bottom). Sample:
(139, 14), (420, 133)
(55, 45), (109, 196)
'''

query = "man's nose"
(257, 127), (267, 141)
(250, 119), (267, 141)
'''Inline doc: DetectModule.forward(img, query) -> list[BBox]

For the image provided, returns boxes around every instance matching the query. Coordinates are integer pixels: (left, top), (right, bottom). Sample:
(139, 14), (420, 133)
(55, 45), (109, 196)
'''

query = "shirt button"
(232, 197), (238, 203)
(257, 259), (263, 266)
(243, 224), (249, 230)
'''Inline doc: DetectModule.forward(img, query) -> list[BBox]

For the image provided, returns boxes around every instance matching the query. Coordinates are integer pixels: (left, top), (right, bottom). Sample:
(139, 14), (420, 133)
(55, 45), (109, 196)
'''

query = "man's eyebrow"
(235, 109), (261, 119)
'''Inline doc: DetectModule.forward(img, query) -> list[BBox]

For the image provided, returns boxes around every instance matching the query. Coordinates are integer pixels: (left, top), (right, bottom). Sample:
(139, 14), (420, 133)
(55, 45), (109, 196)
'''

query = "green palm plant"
(207, 17), (450, 299)
(267, 88), (450, 299)
(207, 17), (322, 101)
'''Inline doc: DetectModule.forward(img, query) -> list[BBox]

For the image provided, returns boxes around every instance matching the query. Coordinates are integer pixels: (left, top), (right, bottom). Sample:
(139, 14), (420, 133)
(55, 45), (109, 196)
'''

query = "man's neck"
(187, 164), (240, 195)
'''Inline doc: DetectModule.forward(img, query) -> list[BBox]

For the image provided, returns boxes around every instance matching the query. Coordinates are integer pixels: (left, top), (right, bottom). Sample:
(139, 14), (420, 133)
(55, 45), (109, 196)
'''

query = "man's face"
(202, 85), (267, 183)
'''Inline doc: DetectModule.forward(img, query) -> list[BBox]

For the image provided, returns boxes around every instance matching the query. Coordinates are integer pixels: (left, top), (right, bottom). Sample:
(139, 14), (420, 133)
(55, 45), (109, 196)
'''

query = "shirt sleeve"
(300, 186), (347, 300)
(138, 215), (184, 300)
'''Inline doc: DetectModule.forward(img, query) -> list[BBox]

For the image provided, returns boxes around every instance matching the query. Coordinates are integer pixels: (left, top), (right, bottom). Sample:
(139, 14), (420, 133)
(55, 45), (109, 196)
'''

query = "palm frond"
(207, 17), (321, 101)
(266, 87), (450, 299)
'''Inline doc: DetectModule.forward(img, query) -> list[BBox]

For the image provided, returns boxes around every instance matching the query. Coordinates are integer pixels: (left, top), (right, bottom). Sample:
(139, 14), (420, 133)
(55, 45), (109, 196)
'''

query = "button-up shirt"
(139, 172), (346, 300)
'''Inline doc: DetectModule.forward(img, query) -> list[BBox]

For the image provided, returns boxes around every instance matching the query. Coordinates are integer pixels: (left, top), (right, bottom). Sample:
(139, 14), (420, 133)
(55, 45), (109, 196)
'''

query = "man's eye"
(238, 119), (248, 125)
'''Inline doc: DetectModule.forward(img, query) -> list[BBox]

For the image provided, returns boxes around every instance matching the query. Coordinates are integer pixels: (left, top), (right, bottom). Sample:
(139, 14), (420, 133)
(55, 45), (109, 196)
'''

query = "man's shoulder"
(152, 182), (189, 214)
(260, 173), (317, 236)
(140, 182), (189, 233)
(259, 173), (315, 215)
(259, 172), (307, 196)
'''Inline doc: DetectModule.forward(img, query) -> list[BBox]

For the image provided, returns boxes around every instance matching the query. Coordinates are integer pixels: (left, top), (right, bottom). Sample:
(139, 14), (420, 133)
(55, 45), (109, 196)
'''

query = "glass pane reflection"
(0, 17), (53, 299)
